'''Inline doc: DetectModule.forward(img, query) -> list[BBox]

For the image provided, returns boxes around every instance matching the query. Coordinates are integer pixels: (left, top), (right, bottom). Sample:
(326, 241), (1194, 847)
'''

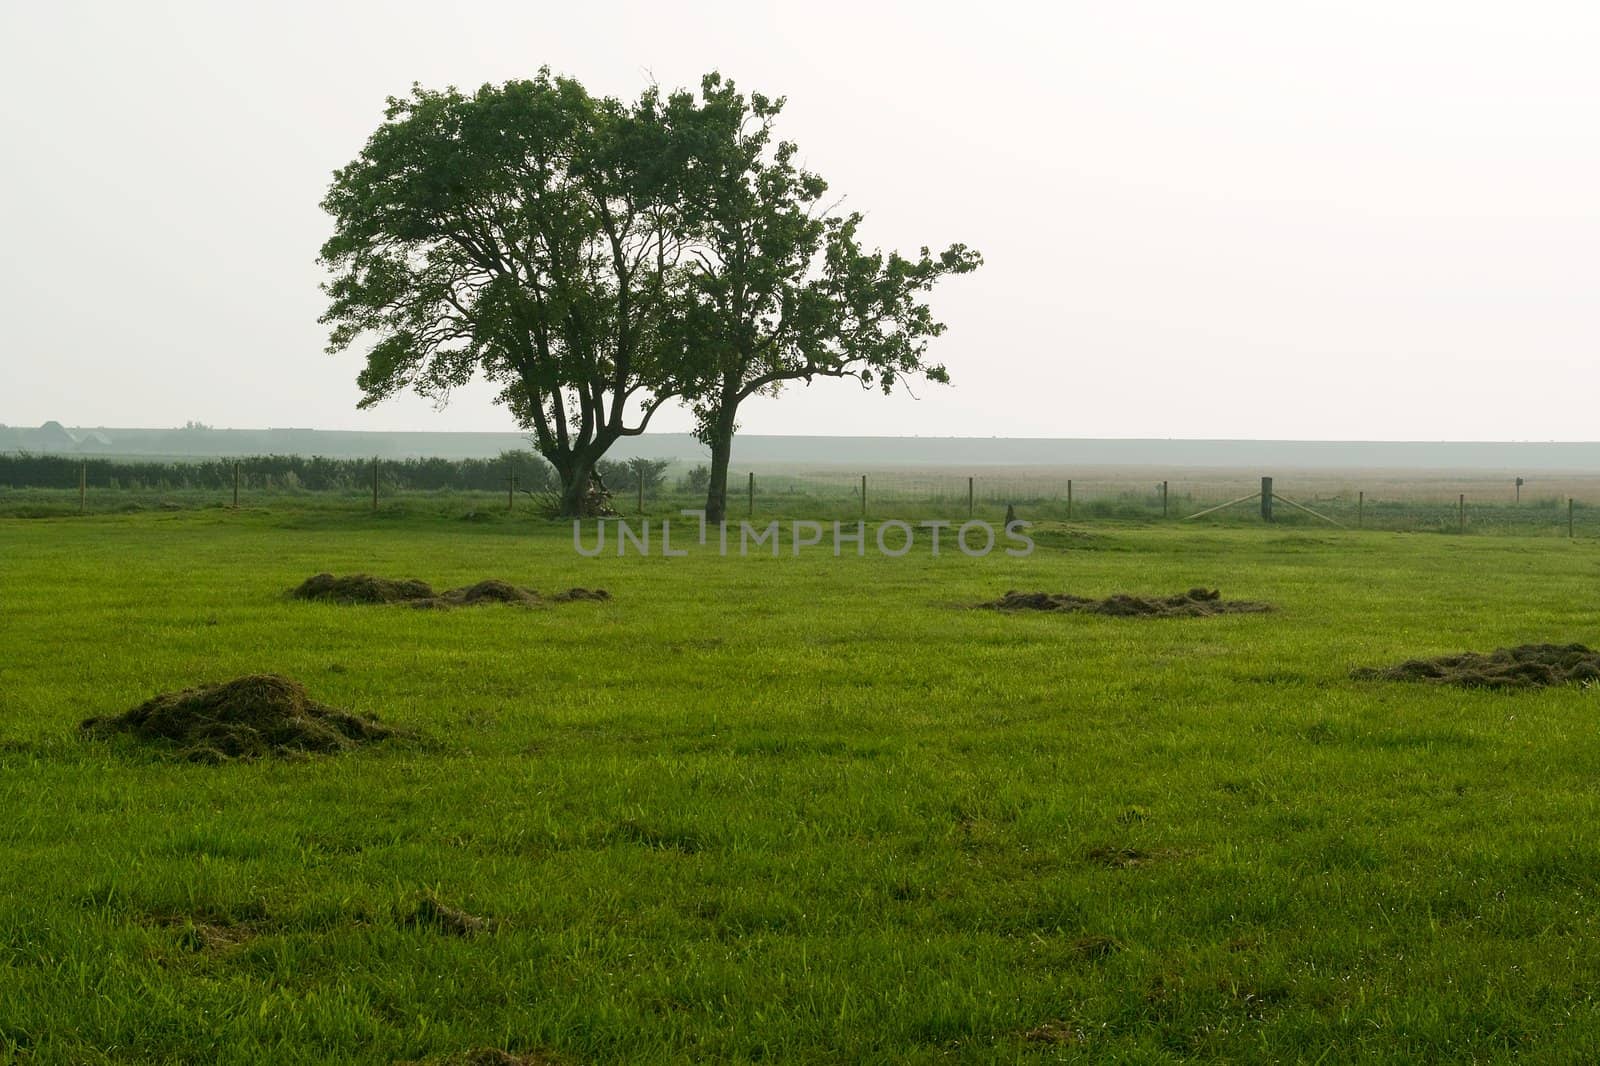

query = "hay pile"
(1353, 643), (1600, 690)
(290, 573), (608, 609)
(425, 579), (540, 609)
(290, 573), (434, 604)
(551, 587), (610, 603)
(984, 587), (1270, 617)
(81, 674), (393, 761)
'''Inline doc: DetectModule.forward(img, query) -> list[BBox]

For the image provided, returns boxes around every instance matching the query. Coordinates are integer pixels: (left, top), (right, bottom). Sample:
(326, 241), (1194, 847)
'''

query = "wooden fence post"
(1067, 479), (1073, 520)
(968, 476), (974, 517)
(1161, 480), (1168, 518)
(1260, 477), (1273, 521)
(747, 471), (754, 517)
(1458, 494), (1465, 533)
(1570, 497), (1575, 539)
(861, 474), (867, 516)
(1358, 491), (1364, 529)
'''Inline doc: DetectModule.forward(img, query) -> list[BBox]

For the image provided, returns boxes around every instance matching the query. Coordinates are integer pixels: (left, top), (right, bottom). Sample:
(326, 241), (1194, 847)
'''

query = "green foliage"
(680, 463), (711, 493)
(319, 72), (689, 511)
(660, 73), (982, 515)
(0, 451), (555, 493)
(594, 456), (671, 493)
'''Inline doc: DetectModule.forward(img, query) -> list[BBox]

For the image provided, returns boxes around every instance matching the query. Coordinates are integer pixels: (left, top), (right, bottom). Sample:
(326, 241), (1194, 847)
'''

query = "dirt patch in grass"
(1352, 643), (1600, 690)
(403, 894), (499, 937)
(1085, 843), (1184, 869)
(1086, 844), (1158, 868)
(1071, 934), (1123, 960)
(81, 674), (394, 762)
(144, 913), (259, 952)
(291, 573), (609, 609)
(1022, 1021), (1084, 1046)
(984, 587), (1270, 617)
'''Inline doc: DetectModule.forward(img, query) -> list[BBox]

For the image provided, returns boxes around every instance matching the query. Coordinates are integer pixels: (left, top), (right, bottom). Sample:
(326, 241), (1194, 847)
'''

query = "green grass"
(4, 509), (1600, 1062)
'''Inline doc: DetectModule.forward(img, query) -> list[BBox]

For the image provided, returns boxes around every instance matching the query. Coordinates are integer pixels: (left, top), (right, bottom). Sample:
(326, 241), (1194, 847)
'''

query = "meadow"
(3, 505), (1600, 1063)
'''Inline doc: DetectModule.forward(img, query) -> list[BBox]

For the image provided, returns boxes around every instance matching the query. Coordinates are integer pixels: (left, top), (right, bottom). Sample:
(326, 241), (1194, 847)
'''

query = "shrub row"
(0, 451), (558, 493)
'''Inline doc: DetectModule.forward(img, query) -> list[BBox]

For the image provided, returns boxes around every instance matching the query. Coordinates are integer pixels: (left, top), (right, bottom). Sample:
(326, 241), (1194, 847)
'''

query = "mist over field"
(11, 424), (1600, 471)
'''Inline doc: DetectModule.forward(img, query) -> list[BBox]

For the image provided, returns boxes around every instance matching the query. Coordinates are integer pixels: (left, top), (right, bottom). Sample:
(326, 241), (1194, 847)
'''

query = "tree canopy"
(319, 72), (692, 514)
(661, 74), (981, 520)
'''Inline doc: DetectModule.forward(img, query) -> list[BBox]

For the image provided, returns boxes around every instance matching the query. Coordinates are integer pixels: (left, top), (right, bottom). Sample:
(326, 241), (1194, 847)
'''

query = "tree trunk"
(556, 454), (596, 517)
(704, 432), (734, 525)
(702, 396), (738, 524)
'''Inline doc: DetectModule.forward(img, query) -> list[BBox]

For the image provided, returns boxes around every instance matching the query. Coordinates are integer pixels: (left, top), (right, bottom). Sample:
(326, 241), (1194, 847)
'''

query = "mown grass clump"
(1353, 642), (1600, 689)
(291, 573), (608, 609)
(422, 579), (540, 609)
(290, 572), (435, 604)
(983, 586), (1270, 617)
(80, 674), (394, 761)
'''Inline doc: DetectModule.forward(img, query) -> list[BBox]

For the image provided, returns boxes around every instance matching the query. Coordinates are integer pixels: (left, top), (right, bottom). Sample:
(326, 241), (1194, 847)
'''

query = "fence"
(0, 454), (1594, 536)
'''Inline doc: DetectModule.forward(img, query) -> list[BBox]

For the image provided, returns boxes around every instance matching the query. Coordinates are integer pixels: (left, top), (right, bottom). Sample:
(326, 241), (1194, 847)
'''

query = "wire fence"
(722, 468), (1593, 535)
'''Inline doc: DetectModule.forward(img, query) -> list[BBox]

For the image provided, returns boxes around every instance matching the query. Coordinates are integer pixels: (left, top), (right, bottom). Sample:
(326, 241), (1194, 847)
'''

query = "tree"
(497, 449), (557, 493)
(595, 456), (671, 494)
(680, 463), (711, 494)
(666, 75), (982, 522)
(319, 72), (693, 515)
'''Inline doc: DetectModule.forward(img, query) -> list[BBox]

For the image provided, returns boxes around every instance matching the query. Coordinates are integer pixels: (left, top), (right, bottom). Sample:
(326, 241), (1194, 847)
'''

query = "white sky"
(1, 1), (1596, 440)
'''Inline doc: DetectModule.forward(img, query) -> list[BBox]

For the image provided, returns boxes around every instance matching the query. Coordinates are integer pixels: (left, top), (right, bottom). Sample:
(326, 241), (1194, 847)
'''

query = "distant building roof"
(30, 421), (79, 448)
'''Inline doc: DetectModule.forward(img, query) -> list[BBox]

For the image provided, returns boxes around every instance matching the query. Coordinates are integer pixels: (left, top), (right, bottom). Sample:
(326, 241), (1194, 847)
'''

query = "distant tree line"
(0, 451), (560, 493)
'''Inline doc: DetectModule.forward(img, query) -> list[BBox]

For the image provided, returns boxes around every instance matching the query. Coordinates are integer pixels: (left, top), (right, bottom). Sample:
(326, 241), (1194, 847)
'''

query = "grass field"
(4, 509), (1600, 1062)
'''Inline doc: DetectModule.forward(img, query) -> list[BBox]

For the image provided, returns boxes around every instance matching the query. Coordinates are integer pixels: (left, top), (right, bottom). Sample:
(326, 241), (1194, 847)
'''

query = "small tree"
(629, 457), (672, 494)
(496, 449), (557, 493)
(680, 464), (710, 494)
(667, 75), (981, 522)
(596, 456), (671, 493)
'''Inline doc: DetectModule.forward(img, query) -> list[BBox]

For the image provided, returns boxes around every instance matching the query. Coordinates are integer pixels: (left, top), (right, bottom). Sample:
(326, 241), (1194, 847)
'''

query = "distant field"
(4, 510), (1600, 1062)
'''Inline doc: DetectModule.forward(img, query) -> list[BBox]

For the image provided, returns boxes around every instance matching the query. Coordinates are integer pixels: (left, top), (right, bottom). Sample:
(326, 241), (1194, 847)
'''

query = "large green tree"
(666, 75), (982, 523)
(319, 72), (692, 515)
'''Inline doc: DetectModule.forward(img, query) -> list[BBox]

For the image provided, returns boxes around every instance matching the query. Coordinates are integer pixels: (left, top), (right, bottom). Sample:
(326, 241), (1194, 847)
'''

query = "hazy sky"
(2, 1), (1596, 440)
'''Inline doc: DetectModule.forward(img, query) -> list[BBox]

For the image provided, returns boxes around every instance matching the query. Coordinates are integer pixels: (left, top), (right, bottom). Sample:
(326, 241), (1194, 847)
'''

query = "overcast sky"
(1, 1), (1595, 440)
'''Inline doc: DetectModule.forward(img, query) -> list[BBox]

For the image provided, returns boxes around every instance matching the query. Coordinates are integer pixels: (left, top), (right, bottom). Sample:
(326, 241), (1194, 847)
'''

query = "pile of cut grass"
(983, 586), (1269, 617)
(290, 573), (607, 609)
(1353, 642), (1600, 689)
(81, 674), (393, 762)
(290, 572), (434, 604)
